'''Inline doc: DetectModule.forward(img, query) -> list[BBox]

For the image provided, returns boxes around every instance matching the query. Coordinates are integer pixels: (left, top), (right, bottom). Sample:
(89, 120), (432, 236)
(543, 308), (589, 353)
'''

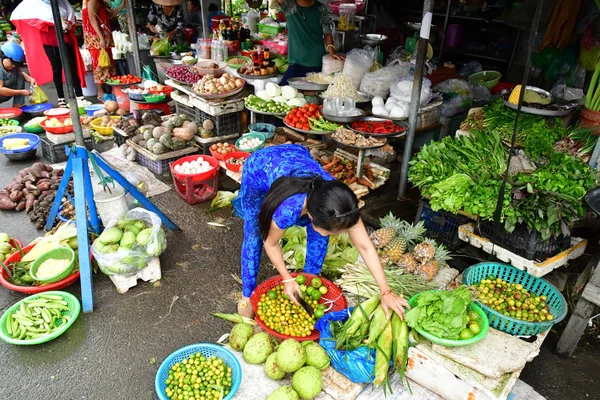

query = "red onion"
(166, 66), (201, 84)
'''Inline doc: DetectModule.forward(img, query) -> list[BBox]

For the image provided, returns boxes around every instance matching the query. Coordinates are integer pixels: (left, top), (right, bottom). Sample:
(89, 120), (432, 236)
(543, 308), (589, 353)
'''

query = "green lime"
(268, 290), (278, 300)
(317, 304), (326, 311)
(310, 290), (322, 301)
(459, 328), (474, 340)
(469, 323), (481, 335)
(319, 286), (328, 295)
(306, 286), (315, 295)
(295, 275), (306, 285)
(313, 309), (325, 319)
(311, 277), (323, 289)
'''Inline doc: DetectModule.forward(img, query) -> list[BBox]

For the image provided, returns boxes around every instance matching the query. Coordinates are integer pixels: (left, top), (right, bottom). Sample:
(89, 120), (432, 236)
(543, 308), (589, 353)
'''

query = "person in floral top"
(83, 0), (123, 101)
(147, 0), (185, 45)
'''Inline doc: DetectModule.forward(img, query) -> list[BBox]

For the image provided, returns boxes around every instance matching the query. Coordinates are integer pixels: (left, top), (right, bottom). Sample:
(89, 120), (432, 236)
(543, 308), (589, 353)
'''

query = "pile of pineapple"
(370, 213), (451, 281)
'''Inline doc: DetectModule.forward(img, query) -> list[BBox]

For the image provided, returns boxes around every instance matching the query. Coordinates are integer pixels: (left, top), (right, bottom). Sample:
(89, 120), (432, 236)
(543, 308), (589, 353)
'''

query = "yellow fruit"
(509, 85), (521, 105)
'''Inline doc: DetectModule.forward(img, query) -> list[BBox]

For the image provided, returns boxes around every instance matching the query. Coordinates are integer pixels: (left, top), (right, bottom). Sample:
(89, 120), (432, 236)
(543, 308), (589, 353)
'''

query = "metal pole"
(126, 0), (141, 76)
(438, 0), (451, 59)
(50, 0), (85, 146)
(398, 0), (433, 198)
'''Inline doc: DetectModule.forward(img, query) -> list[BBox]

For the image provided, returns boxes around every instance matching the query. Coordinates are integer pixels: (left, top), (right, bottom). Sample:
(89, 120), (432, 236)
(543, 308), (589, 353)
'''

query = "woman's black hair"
(258, 175), (359, 240)
(190, 0), (200, 9)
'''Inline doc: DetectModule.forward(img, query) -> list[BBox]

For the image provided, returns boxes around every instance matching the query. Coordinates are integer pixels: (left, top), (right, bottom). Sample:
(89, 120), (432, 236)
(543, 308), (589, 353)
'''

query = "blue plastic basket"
(155, 343), (242, 400)
(248, 123), (276, 139)
(462, 262), (568, 336)
(0, 133), (40, 154)
(83, 104), (104, 116)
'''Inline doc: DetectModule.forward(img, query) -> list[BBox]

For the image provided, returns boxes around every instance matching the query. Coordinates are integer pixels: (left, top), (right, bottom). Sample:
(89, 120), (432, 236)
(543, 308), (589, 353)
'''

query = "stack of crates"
(175, 102), (241, 137)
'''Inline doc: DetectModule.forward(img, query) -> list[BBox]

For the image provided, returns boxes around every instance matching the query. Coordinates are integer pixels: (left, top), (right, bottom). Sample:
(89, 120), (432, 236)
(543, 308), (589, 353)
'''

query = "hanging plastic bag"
(315, 308), (375, 384)
(91, 208), (167, 276)
(151, 37), (170, 56)
(434, 78), (473, 117)
(342, 46), (376, 89)
(31, 85), (49, 104)
(98, 48), (111, 68)
(360, 60), (412, 98)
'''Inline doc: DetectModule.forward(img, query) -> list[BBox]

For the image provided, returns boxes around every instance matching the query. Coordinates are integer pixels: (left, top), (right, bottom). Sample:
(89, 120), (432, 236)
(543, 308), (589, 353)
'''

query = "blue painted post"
(73, 148), (94, 312)
(82, 154), (102, 234)
(45, 151), (75, 231)
(91, 152), (179, 230)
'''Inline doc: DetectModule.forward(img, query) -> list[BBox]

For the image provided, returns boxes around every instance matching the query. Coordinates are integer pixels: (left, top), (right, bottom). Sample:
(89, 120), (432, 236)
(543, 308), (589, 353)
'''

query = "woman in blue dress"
(234, 144), (409, 319)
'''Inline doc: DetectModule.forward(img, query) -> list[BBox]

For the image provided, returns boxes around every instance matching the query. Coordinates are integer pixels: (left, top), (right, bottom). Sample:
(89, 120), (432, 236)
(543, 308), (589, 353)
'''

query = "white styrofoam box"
(458, 223), (587, 278)
(45, 129), (91, 144)
(109, 257), (161, 294)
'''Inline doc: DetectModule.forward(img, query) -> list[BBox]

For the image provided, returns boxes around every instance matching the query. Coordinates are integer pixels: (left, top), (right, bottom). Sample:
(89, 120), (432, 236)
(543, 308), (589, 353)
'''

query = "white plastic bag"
(342, 47), (376, 89)
(390, 75), (432, 105)
(359, 60), (412, 98)
(91, 208), (167, 276)
(322, 54), (345, 75)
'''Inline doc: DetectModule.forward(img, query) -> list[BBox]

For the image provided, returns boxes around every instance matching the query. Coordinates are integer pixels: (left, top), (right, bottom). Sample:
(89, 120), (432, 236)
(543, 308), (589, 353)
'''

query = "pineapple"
(382, 220), (426, 264)
(382, 235), (408, 263)
(396, 253), (419, 272)
(417, 260), (440, 281)
(370, 212), (402, 249)
(413, 239), (436, 264)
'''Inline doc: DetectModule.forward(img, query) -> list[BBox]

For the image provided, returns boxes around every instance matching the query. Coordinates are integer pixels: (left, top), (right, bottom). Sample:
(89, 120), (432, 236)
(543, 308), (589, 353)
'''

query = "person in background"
(206, 3), (226, 28)
(83, 0), (119, 101)
(147, 0), (185, 45)
(276, 0), (343, 85)
(11, 0), (87, 107)
(0, 42), (36, 108)
(108, 0), (129, 32)
(186, 0), (203, 41)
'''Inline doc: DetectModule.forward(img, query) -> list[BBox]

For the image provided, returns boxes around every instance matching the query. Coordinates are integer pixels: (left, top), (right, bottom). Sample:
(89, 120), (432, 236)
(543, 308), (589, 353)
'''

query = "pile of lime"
(473, 276), (553, 322)
(0, 118), (18, 126)
(458, 310), (483, 340)
(164, 353), (233, 400)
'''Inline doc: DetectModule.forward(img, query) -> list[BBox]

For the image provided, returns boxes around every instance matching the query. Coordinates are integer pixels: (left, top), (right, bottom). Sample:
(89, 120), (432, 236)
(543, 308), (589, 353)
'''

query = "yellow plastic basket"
(91, 116), (120, 136)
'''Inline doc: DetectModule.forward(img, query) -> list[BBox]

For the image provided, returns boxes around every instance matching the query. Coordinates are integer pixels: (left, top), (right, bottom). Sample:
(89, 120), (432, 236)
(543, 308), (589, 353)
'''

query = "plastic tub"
(143, 93), (167, 103)
(148, 85), (173, 98)
(91, 116), (120, 135)
(30, 247), (76, 284)
(224, 151), (250, 172)
(248, 123), (275, 139)
(155, 343), (241, 400)
(170, 155), (220, 204)
(468, 71), (501, 90)
(0, 107), (23, 120)
(43, 108), (70, 118)
(94, 187), (129, 224)
(235, 132), (265, 153)
(84, 104), (105, 116)
(40, 116), (74, 134)
(0, 126), (23, 137)
(0, 133), (40, 161)
(21, 103), (53, 117)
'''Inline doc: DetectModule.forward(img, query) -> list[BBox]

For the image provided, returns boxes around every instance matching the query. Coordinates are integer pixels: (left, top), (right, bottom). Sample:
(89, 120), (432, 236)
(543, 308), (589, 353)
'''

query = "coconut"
(229, 323), (254, 351)
(276, 339), (307, 373)
(243, 332), (274, 364)
(304, 342), (330, 371)
(292, 366), (322, 400)
(264, 352), (285, 380)
(266, 386), (299, 400)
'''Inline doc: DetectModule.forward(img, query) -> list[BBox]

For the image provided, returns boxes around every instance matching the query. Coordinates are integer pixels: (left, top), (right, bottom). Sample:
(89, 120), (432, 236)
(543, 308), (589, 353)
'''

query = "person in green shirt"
(277, 0), (343, 85)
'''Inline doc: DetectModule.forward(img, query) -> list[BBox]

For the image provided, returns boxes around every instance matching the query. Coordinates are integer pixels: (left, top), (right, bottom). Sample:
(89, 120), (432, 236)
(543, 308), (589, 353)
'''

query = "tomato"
(296, 123), (303, 129)
(302, 124), (310, 131)
(300, 117), (307, 124)
(292, 116), (299, 124)
(308, 105), (317, 113)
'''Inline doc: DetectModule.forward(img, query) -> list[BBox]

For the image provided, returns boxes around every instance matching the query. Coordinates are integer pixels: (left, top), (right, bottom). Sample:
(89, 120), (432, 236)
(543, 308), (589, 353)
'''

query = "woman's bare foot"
(237, 296), (254, 318)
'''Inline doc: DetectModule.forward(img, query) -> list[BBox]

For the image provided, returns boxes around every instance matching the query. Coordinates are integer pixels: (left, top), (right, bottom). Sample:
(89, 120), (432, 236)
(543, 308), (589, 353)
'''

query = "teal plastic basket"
(155, 343), (242, 400)
(462, 262), (567, 336)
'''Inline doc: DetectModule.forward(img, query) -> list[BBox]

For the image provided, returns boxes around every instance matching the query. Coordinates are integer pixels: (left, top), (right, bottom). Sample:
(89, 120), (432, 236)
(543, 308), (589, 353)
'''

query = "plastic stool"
(136, 100), (170, 115)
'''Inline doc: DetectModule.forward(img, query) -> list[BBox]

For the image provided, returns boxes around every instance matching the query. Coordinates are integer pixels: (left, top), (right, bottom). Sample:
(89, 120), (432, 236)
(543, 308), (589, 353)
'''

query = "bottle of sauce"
(263, 48), (271, 61)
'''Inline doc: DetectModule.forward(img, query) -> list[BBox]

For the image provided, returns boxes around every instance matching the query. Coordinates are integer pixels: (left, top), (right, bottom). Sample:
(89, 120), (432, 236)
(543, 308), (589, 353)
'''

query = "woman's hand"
(28, 78), (36, 87)
(99, 37), (107, 48)
(331, 53), (345, 61)
(381, 291), (410, 320)
(283, 279), (303, 306)
(20, 89), (31, 96)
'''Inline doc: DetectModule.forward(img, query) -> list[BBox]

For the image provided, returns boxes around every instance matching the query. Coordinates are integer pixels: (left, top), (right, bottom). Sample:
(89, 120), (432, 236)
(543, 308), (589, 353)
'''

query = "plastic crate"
(258, 23), (285, 36)
(462, 262), (568, 336)
(92, 137), (115, 153)
(175, 102), (199, 122)
(114, 132), (127, 147)
(416, 199), (472, 250)
(476, 221), (571, 261)
(40, 136), (93, 163)
(199, 109), (241, 137)
(136, 151), (186, 175)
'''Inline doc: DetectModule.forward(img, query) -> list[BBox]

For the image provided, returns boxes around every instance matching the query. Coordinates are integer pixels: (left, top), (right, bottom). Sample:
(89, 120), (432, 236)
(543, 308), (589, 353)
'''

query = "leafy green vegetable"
(405, 286), (472, 340)
(209, 190), (239, 213)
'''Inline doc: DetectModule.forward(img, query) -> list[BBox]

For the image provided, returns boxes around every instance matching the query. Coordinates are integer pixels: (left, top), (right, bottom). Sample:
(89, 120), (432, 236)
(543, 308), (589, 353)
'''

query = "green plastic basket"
(30, 247), (75, 284)
(468, 70), (501, 90)
(462, 262), (567, 336)
(235, 132), (265, 153)
(408, 290), (489, 347)
(24, 124), (44, 133)
(0, 291), (80, 345)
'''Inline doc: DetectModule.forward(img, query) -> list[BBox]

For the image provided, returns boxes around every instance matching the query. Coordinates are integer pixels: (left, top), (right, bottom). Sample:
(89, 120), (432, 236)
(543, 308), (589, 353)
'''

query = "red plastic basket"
(0, 243), (84, 294)
(224, 151), (249, 173)
(209, 145), (237, 161)
(40, 116), (75, 134)
(250, 273), (347, 342)
(148, 85), (174, 98)
(0, 108), (23, 119)
(170, 155), (220, 204)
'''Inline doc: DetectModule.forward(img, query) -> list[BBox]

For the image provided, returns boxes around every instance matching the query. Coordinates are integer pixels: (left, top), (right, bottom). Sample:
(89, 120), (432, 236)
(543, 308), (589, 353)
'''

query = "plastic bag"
(469, 83), (493, 106)
(151, 37), (170, 56)
(360, 60), (412, 98)
(91, 208), (167, 276)
(342, 47), (376, 89)
(434, 78), (473, 117)
(98, 48), (111, 68)
(390, 75), (432, 105)
(31, 86), (49, 104)
(458, 60), (482, 77)
(315, 308), (375, 384)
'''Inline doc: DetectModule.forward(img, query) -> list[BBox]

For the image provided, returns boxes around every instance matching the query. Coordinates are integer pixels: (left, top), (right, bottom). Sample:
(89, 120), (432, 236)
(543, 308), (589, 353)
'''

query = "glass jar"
(199, 39), (212, 60)
(338, 3), (357, 32)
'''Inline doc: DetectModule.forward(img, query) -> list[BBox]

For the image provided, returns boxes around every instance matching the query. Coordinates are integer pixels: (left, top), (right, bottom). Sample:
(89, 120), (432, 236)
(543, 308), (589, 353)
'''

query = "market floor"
(0, 93), (599, 400)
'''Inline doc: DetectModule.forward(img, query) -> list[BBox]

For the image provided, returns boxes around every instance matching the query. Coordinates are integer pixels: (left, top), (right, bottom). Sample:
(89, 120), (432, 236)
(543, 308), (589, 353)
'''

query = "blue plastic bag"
(316, 308), (375, 383)
(103, 93), (117, 103)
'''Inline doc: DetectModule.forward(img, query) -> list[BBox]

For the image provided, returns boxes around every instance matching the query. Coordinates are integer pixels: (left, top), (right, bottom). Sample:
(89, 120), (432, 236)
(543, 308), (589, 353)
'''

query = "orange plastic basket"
(250, 272), (347, 341)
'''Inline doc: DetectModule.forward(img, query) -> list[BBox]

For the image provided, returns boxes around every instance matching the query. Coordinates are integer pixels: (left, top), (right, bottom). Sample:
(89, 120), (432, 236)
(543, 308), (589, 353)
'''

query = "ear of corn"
(372, 319), (393, 389)
(391, 312), (409, 381)
(365, 305), (389, 346)
(334, 295), (380, 350)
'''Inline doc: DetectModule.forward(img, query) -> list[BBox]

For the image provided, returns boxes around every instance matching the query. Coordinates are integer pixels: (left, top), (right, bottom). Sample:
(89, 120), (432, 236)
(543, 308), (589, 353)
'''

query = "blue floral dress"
(234, 144), (333, 297)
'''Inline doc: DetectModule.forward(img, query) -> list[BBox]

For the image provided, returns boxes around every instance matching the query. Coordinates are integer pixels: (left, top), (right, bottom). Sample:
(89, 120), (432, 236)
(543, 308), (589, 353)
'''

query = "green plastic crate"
(258, 23), (285, 36)
(462, 262), (567, 336)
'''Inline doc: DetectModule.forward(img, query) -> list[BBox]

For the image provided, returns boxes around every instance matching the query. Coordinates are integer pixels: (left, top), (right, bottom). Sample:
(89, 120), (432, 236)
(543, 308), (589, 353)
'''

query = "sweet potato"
(50, 184), (58, 190)
(0, 198), (17, 210)
(15, 200), (26, 211)
(25, 193), (36, 213)
(22, 188), (30, 197)
(29, 162), (45, 178)
(9, 191), (22, 202)
(37, 182), (51, 192)
(22, 174), (35, 183)
(43, 164), (53, 172)
(25, 181), (37, 191)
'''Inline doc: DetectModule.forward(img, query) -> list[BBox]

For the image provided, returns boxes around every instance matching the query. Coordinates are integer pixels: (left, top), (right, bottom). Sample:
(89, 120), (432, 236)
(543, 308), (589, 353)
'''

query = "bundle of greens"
(405, 286), (473, 340)
(281, 227), (358, 279)
(553, 124), (599, 162)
